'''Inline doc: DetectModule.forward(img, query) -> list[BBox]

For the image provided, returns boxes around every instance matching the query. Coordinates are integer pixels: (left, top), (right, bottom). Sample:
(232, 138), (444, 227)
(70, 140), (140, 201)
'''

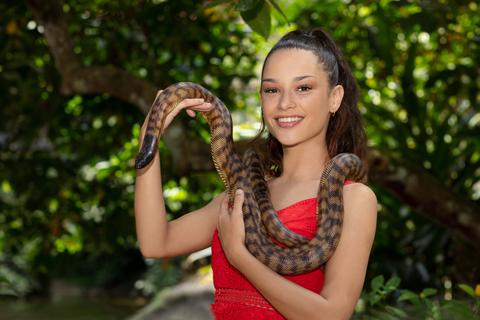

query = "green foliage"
(355, 276), (480, 319)
(356, 275), (408, 319)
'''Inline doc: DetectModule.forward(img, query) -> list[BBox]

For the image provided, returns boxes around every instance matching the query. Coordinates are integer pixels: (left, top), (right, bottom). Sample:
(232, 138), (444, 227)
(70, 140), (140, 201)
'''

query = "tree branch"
(367, 148), (480, 249)
(24, 0), (158, 114)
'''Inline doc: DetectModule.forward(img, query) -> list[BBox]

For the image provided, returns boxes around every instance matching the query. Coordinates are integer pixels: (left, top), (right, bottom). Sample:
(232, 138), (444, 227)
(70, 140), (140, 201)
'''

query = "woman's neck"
(280, 140), (329, 182)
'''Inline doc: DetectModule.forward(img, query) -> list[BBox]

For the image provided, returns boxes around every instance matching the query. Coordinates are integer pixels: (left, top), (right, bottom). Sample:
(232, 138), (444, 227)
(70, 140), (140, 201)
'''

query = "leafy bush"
(354, 275), (480, 319)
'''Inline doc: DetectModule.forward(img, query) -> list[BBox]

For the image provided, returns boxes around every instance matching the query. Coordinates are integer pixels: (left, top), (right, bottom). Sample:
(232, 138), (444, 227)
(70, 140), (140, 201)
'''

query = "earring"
(331, 111), (336, 117)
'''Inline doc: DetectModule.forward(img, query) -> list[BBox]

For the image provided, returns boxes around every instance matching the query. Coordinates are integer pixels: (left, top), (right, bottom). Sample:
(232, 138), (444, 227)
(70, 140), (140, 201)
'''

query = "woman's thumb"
(233, 189), (244, 212)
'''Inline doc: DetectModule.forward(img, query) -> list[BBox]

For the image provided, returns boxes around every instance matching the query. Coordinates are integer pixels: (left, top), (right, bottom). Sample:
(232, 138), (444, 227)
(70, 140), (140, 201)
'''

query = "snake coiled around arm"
(135, 82), (368, 275)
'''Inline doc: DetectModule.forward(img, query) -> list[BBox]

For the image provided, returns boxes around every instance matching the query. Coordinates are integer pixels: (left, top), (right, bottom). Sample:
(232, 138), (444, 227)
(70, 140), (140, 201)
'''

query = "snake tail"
(135, 134), (158, 169)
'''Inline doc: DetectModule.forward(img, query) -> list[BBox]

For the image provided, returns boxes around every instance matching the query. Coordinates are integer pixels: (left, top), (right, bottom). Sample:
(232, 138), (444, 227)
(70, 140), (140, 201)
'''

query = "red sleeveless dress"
(210, 181), (355, 319)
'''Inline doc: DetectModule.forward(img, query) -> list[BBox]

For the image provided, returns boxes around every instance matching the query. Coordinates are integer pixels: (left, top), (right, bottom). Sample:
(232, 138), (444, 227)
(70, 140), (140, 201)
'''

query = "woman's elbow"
(137, 242), (169, 259)
(316, 297), (357, 320)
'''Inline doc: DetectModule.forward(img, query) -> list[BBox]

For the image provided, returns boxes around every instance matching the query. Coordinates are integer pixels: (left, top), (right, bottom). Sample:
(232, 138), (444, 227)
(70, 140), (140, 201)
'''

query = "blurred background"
(1, 0), (479, 319)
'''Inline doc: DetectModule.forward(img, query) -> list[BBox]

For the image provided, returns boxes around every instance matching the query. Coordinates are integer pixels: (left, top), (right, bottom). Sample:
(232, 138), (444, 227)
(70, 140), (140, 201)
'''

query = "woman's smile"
(275, 116), (304, 128)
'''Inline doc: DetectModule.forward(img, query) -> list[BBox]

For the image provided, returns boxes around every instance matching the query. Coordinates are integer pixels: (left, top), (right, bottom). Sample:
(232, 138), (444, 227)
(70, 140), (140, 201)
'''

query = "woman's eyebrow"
(261, 78), (277, 84)
(261, 75), (316, 84)
(293, 75), (316, 81)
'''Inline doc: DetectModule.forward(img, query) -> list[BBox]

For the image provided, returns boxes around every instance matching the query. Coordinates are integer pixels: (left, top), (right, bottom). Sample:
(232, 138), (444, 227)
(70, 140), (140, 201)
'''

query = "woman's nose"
(278, 92), (296, 111)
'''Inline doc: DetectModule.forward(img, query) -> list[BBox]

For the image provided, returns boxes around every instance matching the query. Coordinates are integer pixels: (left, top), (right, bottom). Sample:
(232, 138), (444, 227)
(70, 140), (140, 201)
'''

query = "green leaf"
(385, 306), (409, 317)
(421, 288), (437, 298)
(239, 0), (271, 39)
(371, 275), (385, 293)
(265, 0), (289, 24)
(97, 168), (112, 181)
(360, 290), (370, 301)
(397, 289), (419, 302)
(370, 293), (382, 306)
(0, 276), (10, 283)
(424, 297), (434, 310)
(385, 277), (401, 294)
(458, 284), (477, 299)
(236, 0), (262, 11)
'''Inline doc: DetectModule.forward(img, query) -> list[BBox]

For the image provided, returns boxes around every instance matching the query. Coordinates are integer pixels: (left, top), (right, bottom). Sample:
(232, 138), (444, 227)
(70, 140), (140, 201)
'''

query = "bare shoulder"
(344, 183), (377, 213)
(342, 183), (377, 234)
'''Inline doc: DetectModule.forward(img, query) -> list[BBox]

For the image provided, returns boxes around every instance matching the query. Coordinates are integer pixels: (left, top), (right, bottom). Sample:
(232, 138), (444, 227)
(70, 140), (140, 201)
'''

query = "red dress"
(210, 181), (355, 319)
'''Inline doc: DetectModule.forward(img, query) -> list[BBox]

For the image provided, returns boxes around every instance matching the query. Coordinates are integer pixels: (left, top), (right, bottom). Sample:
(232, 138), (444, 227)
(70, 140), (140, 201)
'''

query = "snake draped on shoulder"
(135, 82), (368, 275)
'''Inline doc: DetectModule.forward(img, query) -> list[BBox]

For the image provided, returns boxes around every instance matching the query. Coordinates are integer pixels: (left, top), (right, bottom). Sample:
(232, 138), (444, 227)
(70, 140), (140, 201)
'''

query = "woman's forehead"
(262, 49), (326, 79)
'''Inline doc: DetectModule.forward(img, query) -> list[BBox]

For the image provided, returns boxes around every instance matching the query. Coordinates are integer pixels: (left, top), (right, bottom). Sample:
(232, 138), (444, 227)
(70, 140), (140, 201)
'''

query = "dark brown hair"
(249, 29), (368, 177)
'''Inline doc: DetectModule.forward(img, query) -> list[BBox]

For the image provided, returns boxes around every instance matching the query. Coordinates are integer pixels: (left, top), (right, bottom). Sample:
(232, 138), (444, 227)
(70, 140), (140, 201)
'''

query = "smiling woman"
(134, 29), (377, 320)
(260, 49), (343, 148)
(251, 29), (368, 179)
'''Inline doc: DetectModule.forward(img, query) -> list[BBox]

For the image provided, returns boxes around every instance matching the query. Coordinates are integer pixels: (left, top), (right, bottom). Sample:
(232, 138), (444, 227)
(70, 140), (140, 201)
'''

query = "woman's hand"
(217, 189), (248, 268)
(139, 90), (212, 146)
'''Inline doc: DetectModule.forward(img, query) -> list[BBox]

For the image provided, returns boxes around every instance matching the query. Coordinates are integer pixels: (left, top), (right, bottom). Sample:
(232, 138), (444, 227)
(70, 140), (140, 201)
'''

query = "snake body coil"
(136, 82), (368, 275)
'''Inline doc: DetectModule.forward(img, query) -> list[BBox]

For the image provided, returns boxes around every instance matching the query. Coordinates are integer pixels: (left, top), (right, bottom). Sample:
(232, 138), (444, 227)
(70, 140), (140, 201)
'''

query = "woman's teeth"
(277, 117), (303, 123)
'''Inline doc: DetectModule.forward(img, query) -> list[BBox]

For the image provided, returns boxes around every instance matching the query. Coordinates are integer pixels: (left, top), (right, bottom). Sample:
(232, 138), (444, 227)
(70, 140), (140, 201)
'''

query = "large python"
(135, 82), (368, 275)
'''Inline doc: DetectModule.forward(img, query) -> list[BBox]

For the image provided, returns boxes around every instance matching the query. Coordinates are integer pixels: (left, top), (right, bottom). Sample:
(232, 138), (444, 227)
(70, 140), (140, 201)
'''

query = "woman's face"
(260, 49), (343, 148)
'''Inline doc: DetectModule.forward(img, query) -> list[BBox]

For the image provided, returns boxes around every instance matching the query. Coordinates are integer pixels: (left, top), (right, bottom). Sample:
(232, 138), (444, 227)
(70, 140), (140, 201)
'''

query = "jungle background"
(1, 0), (480, 319)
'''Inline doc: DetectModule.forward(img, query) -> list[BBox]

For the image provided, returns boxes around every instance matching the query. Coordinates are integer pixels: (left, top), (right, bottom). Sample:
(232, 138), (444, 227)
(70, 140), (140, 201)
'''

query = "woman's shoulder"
(344, 181), (376, 195)
(343, 182), (377, 215)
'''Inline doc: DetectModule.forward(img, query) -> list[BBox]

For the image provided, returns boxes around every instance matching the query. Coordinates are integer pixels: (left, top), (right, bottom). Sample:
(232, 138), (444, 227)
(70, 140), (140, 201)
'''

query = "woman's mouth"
(275, 116), (304, 128)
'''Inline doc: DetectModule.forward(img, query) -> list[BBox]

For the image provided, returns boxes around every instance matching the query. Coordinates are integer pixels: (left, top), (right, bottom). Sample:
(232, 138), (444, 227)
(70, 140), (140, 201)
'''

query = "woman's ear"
(330, 85), (344, 114)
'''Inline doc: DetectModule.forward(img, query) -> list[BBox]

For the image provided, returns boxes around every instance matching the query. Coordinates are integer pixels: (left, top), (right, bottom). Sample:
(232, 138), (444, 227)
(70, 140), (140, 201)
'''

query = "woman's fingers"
(219, 192), (230, 216)
(140, 90), (213, 143)
(142, 90), (213, 135)
(217, 189), (246, 263)
(162, 98), (212, 133)
(232, 189), (244, 217)
(186, 109), (196, 117)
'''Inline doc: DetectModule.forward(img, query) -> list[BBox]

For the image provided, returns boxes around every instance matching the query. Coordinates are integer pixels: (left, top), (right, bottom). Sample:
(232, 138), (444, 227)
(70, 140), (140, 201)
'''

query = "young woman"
(135, 29), (377, 319)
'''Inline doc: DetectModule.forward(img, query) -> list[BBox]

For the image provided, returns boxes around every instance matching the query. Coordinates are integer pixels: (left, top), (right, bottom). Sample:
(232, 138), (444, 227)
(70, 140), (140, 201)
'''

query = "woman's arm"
(217, 184), (377, 320)
(134, 91), (220, 258)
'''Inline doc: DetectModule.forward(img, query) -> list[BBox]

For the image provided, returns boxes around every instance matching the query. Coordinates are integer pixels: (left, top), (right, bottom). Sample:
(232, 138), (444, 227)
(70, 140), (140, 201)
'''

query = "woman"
(135, 29), (377, 319)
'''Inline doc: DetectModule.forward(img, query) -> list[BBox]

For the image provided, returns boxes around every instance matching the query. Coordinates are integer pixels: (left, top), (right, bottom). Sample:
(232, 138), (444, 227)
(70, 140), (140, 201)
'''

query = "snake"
(135, 82), (368, 275)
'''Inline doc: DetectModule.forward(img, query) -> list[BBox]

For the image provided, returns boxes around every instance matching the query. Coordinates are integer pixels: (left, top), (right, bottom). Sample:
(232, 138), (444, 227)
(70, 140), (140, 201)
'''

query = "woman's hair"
(249, 29), (368, 177)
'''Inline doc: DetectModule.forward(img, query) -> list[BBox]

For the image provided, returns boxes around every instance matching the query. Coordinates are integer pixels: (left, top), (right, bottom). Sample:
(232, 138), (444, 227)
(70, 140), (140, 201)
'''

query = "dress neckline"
(276, 198), (316, 213)
(274, 181), (356, 213)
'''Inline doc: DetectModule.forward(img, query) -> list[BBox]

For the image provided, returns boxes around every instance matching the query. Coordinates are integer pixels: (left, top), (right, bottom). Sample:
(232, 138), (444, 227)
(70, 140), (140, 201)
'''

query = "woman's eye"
(298, 86), (311, 92)
(264, 88), (278, 93)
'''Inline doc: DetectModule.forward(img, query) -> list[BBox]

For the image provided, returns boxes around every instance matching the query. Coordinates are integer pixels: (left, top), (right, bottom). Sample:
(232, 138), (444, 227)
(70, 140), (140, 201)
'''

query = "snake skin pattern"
(135, 82), (368, 274)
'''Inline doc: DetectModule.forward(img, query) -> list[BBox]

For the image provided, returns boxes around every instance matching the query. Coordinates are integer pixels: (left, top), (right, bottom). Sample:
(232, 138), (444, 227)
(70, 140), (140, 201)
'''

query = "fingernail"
(236, 189), (243, 195)
(206, 103), (212, 107)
